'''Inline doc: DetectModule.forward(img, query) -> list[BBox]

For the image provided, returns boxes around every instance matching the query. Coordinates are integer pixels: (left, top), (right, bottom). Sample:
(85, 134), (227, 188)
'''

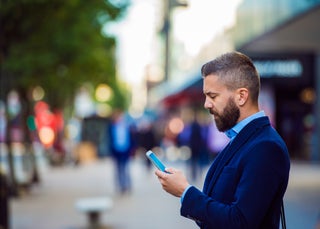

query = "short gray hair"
(201, 51), (260, 103)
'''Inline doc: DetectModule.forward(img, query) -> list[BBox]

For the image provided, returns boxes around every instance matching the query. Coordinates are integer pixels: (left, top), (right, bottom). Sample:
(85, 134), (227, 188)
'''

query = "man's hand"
(155, 168), (190, 197)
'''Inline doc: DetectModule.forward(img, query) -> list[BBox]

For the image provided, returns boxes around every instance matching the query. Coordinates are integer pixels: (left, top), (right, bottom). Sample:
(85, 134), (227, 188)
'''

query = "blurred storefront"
(250, 53), (315, 159)
(231, 0), (320, 161)
(153, 1), (320, 161)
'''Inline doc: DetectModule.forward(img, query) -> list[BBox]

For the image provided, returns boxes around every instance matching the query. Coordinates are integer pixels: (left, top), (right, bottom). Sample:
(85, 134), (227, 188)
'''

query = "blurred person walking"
(136, 119), (157, 171)
(154, 52), (290, 229)
(0, 170), (9, 229)
(178, 114), (206, 181)
(316, 212), (320, 229)
(108, 109), (134, 195)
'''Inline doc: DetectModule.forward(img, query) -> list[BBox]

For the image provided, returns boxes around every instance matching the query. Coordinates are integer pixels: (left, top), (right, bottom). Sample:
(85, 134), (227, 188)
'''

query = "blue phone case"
(146, 150), (167, 172)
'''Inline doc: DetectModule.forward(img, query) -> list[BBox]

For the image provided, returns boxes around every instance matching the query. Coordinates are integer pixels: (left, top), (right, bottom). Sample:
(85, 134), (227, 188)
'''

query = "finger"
(155, 170), (166, 179)
(155, 169), (163, 177)
(165, 167), (176, 174)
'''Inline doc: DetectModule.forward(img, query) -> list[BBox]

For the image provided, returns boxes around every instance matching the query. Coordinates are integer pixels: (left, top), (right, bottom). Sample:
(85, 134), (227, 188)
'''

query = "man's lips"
(209, 109), (217, 116)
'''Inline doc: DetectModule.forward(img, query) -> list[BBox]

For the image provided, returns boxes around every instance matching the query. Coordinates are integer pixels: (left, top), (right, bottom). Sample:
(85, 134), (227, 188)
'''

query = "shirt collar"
(224, 110), (266, 140)
(225, 129), (237, 139)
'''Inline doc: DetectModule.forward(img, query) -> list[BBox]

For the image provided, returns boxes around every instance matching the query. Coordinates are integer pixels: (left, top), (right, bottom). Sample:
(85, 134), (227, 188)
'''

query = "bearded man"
(155, 51), (290, 229)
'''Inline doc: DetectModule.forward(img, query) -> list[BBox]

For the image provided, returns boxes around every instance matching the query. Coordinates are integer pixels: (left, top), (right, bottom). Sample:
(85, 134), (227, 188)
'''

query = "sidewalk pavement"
(284, 161), (320, 229)
(9, 156), (320, 229)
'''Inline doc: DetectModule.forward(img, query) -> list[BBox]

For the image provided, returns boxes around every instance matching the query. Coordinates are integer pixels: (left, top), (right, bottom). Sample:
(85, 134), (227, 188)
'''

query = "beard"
(209, 97), (240, 132)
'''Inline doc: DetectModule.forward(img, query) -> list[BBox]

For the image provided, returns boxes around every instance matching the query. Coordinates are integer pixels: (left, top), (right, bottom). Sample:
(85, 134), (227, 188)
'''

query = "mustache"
(208, 109), (218, 116)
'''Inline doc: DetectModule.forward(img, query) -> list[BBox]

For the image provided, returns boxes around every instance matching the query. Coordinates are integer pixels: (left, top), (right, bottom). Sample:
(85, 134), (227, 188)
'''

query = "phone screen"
(146, 150), (167, 172)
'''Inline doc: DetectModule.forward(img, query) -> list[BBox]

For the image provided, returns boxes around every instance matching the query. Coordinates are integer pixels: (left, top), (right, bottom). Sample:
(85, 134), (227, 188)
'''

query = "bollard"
(0, 171), (9, 229)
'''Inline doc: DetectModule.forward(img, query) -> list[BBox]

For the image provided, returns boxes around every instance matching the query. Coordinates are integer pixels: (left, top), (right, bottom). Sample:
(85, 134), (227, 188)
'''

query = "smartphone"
(146, 150), (169, 173)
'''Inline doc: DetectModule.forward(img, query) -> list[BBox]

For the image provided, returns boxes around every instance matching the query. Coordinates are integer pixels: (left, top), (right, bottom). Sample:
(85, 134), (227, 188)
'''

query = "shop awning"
(149, 74), (204, 108)
(239, 5), (320, 53)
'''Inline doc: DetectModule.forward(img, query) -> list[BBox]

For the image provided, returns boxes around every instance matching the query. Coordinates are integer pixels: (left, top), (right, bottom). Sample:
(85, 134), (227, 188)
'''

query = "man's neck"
(238, 106), (259, 123)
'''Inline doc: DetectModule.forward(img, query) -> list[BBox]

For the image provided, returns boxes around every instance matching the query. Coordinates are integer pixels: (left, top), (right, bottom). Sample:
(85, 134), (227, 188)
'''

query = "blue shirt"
(180, 111), (266, 203)
(225, 110), (266, 141)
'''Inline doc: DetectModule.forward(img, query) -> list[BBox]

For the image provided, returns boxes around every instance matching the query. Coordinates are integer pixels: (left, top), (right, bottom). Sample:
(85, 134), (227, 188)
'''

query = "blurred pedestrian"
(154, 51), (290, 228)
(0, 170), (9, 229)
(108, 109), (134, 195)
(178, 113), (205, 181)
(315, 211), (320, 229)
(189, 117), (203, 181)
(136, 119), (157, 171)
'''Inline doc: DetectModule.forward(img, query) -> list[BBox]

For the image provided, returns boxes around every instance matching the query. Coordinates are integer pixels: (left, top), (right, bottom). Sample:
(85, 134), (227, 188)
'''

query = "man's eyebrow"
(203, 91), (218, 96)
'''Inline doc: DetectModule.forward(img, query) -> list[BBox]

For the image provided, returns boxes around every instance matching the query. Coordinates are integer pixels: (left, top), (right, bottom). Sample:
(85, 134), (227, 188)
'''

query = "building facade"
(231, 0), (320, 161)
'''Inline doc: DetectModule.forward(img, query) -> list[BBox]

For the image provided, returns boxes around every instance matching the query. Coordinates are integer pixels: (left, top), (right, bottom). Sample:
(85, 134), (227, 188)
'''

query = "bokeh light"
(95, 84), (113, 102)
(27, 115), (37, 131)
(38, 126), (55, 147)
(168, 117), (184, 135)
(32, 86), (45, 101)
(96, 103), (112, 117)
(300, 88), (315, 104)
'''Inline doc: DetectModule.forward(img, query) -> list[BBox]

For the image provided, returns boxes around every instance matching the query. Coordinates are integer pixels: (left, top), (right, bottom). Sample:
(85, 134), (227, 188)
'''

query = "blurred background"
(1, 0), (320, 228)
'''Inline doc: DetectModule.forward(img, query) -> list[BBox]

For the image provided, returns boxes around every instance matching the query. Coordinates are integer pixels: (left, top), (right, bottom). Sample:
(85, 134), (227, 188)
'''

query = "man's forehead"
(203, 74), (226, 92)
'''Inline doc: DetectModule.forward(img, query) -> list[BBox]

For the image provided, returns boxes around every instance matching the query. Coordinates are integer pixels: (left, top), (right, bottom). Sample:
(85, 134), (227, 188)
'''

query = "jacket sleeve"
(180, 140), (289, 229)
(181, 186), (247, 228)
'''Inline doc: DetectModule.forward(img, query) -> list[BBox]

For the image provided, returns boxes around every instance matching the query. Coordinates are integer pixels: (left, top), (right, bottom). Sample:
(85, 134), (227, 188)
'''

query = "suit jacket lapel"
(204, 141), (240, 195)
(203, 142), (231, 193)
(203, 117), (270, 195)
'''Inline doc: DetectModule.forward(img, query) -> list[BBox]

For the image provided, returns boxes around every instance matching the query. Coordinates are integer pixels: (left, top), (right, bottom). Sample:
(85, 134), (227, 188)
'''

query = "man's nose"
(204, 98), (212, 109)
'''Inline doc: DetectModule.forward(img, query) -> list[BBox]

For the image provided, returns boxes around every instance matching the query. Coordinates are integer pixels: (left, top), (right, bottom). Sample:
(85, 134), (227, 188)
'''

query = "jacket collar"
(203, 116), (270, 195)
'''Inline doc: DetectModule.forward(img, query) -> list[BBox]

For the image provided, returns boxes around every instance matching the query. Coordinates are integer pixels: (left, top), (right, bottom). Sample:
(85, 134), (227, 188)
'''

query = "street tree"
(1, 0), (130, 109)
(0, 0), (130, 196)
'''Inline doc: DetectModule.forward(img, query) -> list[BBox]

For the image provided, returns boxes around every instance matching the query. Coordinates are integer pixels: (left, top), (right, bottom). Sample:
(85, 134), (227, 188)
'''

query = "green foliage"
(1, 0), (130, 109)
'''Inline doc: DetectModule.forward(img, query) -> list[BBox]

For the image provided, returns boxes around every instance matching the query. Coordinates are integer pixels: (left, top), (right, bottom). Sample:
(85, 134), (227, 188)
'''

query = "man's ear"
(236, 88), (249, 106)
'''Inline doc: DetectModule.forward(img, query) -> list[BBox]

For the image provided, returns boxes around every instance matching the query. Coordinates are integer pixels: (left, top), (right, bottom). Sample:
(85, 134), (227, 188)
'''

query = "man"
(155, 51), (290, 228)
(108, 109), (134, 194)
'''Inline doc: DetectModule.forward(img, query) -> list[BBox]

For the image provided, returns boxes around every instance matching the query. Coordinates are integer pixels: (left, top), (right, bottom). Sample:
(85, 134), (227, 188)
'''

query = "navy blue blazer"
(181, 116), (290, 229)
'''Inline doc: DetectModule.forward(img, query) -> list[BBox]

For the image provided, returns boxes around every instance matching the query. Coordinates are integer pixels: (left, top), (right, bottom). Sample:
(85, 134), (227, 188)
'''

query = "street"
(9, 156), (320, 229)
